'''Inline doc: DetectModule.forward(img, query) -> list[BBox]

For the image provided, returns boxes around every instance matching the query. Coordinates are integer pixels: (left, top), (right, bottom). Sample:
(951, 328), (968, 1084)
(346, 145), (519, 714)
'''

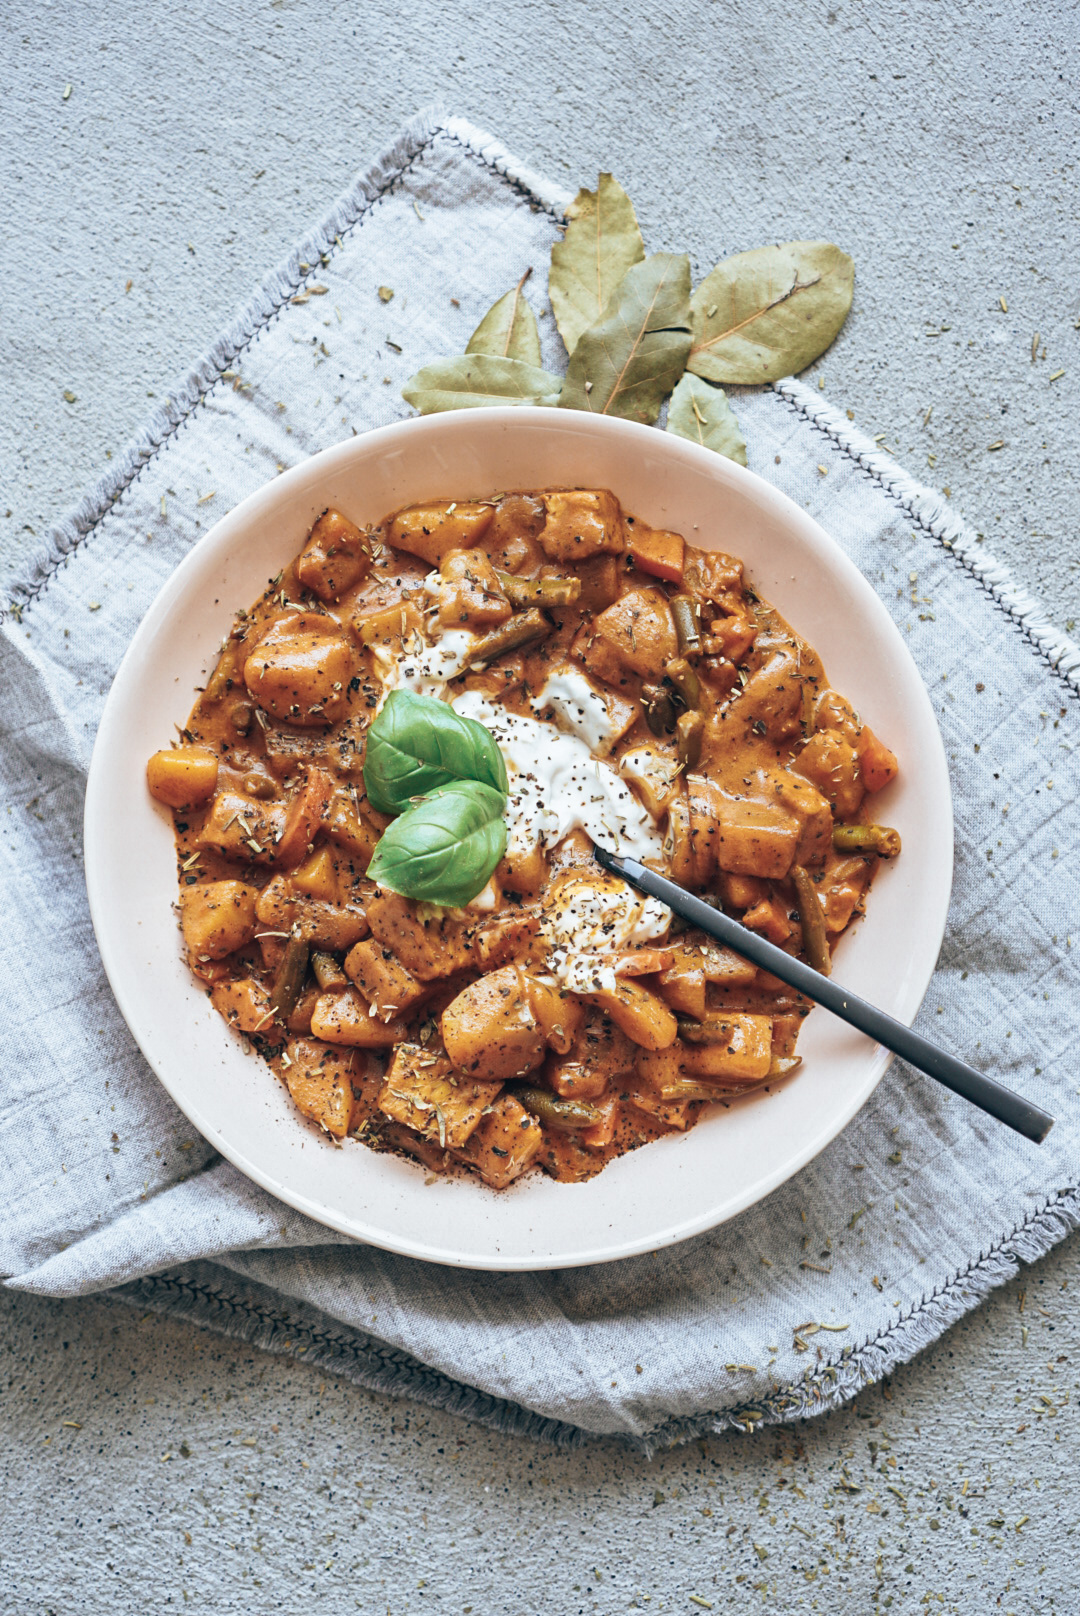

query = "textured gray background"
(2, 0), (1078, 1609)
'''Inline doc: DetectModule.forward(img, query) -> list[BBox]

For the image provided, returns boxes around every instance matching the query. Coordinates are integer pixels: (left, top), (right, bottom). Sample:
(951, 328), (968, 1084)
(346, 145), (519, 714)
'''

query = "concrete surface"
(3, 1241), (1077, 1613)
(2, 0), (1078, 1609)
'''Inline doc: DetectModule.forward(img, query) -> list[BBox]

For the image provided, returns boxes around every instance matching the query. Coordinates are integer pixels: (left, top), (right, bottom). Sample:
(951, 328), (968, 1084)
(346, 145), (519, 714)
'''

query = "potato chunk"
(344, 938), (429, 1018)
(678, 1015), (773, 1083)
(619, 742), (681, 820)
(296, 509), (372, 602)
(476, 908), (542, 969)
(792, 729), (865, 819)
(546, 1007), (636, 1100)
(539, 489), (624, 562)
(584, 588), (677, 680)
(762, 768), (835, 867)
(284, 1037), (360, 1138)
(708, 790), (800, 880)
(255, 866), (369, 951)
(309, 987), (409, 1047)
(388, 502), (495, 565)
(438, 548), (512, 629)
(244, 612), (356, 727)
(586, 979), (679, 1051)
(458, 1094), (543, 1188)
(441, 965), (546, 1081)
(378, 1044), (499, 1148)
(180, 880), (260, 961)
(211, 976), (273, 1034)
(726, 648), (802, 743)
(147, 745), (218, 808)
(365, 890), (474, 981)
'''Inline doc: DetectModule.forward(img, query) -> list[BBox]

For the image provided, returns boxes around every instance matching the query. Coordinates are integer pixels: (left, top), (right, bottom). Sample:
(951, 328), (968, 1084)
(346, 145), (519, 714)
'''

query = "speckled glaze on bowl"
(85, 409), (953, 1271)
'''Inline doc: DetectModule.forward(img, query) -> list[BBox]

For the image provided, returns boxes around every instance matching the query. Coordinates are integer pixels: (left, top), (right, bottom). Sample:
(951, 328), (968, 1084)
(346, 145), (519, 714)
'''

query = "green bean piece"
(270, 933), (310, 1019)
(676, 1017), (751, 1046)
(203, 654), (235, 703)
(241, 769), (279, 800)
(514, 1086), (600, 1132)
(641, 683), (676, 736)
(665, 657), (702, 711)
(493, 569), (582, 610)
(670, 595), (702, 658)
(311, 950), (347, 990)
(649, 1078), (734, 1103)
(832, 823), (902, 859)
(791, 864), (832, 976)
(676, 709), (704, 769)
(462, 608), (551, 669)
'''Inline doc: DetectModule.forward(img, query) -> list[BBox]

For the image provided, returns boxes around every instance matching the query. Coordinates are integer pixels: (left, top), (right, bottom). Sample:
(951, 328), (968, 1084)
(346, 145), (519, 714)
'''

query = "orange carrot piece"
(628, 526), (684, 584)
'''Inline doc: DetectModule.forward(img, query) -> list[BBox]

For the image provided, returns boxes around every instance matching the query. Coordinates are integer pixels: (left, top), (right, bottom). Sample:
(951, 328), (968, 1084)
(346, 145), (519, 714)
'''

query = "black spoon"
(594, 845), (1054, 1145)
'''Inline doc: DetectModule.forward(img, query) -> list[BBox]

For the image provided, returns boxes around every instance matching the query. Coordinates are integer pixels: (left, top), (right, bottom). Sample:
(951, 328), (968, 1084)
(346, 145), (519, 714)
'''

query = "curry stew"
(147, 490), (900, 1188)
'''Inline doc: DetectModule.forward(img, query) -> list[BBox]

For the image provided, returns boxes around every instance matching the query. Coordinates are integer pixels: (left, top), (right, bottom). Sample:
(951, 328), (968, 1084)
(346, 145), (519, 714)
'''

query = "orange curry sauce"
(146, 490), (899, 1188)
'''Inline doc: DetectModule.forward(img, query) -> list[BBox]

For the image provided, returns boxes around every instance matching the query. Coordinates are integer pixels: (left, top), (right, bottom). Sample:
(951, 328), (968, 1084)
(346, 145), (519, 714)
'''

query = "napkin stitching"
(110, 1179), (1079, 1451)
(773, 378), (1080, 698)
(110, 1268), (591, 1448)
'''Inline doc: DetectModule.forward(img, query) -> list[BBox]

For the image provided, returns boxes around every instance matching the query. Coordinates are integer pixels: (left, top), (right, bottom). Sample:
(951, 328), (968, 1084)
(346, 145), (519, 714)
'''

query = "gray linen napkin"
(3, 108), (1077, 1450)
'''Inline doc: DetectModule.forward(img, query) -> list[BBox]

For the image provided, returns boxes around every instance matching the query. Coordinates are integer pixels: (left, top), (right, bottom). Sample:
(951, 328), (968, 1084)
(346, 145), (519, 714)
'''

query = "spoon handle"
(595, 847), (1054, 1145)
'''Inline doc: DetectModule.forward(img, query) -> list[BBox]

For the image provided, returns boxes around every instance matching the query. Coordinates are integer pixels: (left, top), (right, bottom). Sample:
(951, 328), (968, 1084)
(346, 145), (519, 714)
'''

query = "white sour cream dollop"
(450, 691), (664, 864)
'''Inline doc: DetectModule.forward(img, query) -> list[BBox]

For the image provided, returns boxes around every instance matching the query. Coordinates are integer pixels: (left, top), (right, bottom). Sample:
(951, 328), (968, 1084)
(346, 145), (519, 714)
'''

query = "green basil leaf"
(401, 353), (562, 414)
(687, 241), (854, 384)
(666, 373), (747, 466)
(548, 173), (646, 357)
(558, 253), (692, 425)
(363, 690), (508, 815)
(466, 271), (542, 366)
(367, 781), (508, 907)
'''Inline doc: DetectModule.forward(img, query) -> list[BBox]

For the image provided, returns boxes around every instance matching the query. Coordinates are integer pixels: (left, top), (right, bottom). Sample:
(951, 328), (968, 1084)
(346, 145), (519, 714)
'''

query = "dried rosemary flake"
(309, 284), (329, 295)
(196, 491), (216, 505)
(1049, 368), (1065, 382)
(62, 83), (72, 99)
(378, 286), (394, 302)
(987, 440), (1005, 451)
(63, 389), (77, 403)
(999, 295), (1008, 312)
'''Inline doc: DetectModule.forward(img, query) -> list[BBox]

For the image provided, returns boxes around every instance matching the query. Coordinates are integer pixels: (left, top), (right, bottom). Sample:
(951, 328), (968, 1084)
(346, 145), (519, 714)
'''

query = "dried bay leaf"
(688, 241), (854, 384)
(549, 173), (645, 356)
(402, 353), (562, 414)
(559, 253), (692, 425)
(666, 373), (747, 465)
(466, 270), (542, 366)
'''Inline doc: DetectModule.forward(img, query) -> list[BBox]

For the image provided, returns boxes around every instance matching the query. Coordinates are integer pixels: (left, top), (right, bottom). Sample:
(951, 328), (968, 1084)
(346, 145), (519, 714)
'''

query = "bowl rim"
(85, 406), (954, 1270)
